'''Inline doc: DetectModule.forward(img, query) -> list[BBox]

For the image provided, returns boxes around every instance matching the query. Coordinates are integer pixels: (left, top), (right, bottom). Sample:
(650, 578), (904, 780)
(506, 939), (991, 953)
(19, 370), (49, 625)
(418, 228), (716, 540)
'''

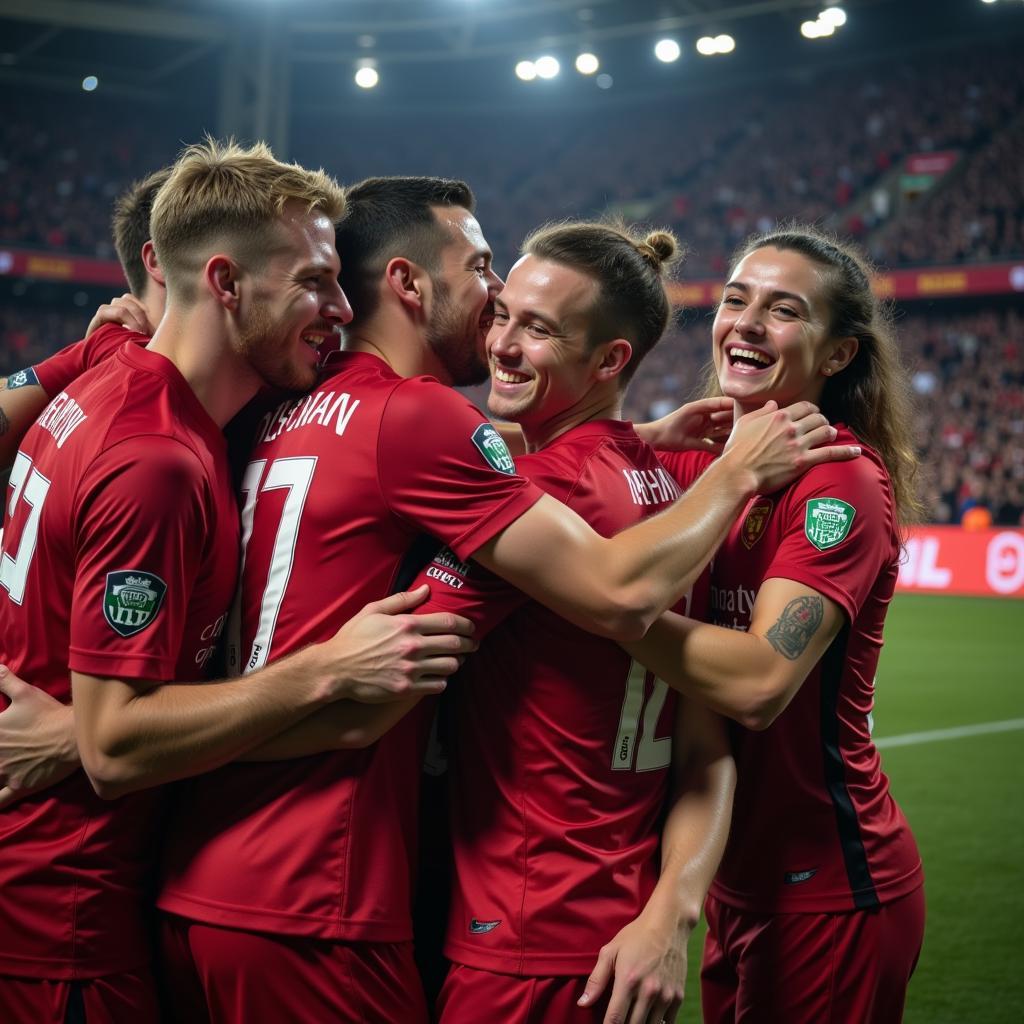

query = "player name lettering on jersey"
(36, 392), (88, 449)
(253, 389), (361, 446)
(621, 466), (681, 507)
(709, 582), (758, 630)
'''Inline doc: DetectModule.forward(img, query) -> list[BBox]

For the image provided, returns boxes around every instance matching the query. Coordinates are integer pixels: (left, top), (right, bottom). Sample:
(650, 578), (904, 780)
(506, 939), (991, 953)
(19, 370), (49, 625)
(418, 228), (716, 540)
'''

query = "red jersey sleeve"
(763, 451), (897, 621)
(377, 379), (543, 561)
(34, 325), (148, 397)
(655, 448), (715, 491)
(68, 437), (209, 681)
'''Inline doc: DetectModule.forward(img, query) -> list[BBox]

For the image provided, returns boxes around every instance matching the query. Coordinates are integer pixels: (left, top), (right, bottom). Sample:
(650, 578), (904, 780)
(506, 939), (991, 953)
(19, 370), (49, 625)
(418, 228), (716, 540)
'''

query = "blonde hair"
(151, 137), (346, 296)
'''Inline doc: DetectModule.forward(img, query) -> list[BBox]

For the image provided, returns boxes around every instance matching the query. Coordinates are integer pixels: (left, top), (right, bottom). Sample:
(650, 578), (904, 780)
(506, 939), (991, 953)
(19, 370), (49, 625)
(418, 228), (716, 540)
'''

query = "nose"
(485, 267), (504, 298)
(324, 281), (354, 326)
(487, 319), (520, 360)
(733, 303), (765, 337)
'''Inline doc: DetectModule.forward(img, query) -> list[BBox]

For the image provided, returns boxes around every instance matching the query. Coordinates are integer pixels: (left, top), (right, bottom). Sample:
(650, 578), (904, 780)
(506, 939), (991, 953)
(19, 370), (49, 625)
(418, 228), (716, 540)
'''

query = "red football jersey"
(411, 420), (689, 975)
(157, 351), (543, 943)
(665, 430), (923, 913)
(0, 343), (239, 979)
(33, 323), (149, 397)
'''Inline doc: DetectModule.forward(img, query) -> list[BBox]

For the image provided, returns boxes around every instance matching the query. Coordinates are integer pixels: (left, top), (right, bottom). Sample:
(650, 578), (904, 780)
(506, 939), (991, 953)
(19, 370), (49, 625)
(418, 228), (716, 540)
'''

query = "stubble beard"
(425, 278), (489, 388)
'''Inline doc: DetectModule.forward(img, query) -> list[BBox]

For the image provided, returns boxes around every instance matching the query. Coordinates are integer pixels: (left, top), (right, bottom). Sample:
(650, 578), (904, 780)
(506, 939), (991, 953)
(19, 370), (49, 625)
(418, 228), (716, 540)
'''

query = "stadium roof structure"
(1, 0), (1021, 145)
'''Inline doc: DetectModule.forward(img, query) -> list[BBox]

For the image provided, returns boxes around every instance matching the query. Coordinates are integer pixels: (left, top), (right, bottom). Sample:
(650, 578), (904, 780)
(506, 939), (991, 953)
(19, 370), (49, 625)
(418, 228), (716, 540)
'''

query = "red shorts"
(701, 886), (926, 1024)
(0, 967), (159, 1024)
(159, 913), (428, 1024)
(437, 963), (611, 1024)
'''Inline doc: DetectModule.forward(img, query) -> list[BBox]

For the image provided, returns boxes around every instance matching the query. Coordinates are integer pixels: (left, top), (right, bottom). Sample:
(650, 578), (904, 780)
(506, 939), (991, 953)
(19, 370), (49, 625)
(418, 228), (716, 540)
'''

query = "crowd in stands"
(2, 42), (1022, 526)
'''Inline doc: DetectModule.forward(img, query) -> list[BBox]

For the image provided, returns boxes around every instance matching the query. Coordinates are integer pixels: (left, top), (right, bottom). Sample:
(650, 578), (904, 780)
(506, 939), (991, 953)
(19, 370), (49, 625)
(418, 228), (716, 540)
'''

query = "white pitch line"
(875, 717), (1024, 749)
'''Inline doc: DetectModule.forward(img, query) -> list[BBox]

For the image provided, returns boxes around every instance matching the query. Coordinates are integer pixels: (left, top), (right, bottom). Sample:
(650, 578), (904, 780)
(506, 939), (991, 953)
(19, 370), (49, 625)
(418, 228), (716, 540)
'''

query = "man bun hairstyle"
(335, 176), (476, 323)
(150, 137), (345, 300)
(112, 167), (172, 298)
(521, 220), (684, 386)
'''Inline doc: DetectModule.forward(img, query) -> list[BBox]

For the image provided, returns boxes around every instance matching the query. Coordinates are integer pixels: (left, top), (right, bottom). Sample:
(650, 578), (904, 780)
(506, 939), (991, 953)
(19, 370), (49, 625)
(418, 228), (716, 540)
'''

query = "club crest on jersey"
(471, 423), (515, 475)
(103, 571), (167, 637)
(804, 498), (856, 551)
(741, 498), (773, 549)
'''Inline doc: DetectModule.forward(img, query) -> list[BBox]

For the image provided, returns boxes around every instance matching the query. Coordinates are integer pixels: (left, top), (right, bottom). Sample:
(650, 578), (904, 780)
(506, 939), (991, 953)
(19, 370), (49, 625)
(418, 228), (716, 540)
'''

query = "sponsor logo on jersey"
(469, 918), (502, 934)
(5, 367), (39, 390)
(426, 547), (470, 589)
(471, 423), (515, 475)
(741, 498), (773, 549)
(784, 868), (817, 885)
(103, 571), (167, 637)
(804, 497), (856, 551)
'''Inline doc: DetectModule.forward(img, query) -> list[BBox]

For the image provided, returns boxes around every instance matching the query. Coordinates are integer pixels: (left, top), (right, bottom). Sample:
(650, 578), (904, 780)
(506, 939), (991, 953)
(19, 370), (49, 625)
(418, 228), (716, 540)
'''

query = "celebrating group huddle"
(0, 140), (925, 1024)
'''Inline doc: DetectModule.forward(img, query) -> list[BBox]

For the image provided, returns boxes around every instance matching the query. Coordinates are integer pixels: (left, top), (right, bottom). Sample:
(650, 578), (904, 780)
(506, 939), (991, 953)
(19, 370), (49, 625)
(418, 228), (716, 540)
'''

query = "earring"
(823, 366), (832, 375)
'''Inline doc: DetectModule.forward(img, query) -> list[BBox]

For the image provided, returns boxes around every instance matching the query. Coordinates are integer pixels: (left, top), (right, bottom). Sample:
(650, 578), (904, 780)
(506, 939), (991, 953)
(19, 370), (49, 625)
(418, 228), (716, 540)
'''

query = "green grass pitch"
(676, 593), (1024, 1023)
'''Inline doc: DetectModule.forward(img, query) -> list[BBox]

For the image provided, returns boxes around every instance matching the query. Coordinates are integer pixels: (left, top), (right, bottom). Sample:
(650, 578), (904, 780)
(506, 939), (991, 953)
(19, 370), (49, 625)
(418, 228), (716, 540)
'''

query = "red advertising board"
(896, 526), (1024, 599)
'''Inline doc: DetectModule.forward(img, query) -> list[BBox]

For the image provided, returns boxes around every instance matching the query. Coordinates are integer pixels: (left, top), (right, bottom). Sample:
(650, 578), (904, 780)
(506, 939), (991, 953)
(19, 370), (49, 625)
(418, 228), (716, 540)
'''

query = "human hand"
(635, 397), (734, 455)
(723, 400), (860, 494)
(578, 910), (689, 1024)
(0, 665), (79, 807)
(323, 585), (476, 704)
(85, 293), (154, 338)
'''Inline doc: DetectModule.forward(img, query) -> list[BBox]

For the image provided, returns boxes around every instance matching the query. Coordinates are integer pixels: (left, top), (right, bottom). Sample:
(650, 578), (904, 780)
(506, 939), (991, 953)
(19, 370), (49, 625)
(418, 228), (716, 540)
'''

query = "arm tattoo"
(764, 595), (824, 661)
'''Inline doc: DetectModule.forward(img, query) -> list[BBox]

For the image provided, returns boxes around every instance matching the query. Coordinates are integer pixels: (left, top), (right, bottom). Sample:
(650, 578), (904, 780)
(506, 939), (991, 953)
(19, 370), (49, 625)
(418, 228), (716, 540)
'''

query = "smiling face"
(237, 202), (352, 392)
(713, 245), (853, 414)
(486, 254), (626, 436)
(424, 206), (503, 386)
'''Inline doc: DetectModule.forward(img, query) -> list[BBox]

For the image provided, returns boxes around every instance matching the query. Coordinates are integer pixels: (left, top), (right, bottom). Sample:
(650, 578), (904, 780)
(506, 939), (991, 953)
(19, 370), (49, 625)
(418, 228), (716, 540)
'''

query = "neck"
(342, 308), (450, 384)
(147, 302), (262, 427)
(521, 389), (623, 453)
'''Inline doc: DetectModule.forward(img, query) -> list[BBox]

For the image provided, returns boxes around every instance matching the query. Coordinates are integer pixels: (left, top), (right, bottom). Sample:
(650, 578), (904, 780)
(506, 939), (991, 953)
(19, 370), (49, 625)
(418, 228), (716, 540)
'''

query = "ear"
(204, 255), (240, 310)
(593, 338), (633, 383)
(384, 257), (428, 313)
(141, 241), (165, 286)
(822, 335), (859, 378)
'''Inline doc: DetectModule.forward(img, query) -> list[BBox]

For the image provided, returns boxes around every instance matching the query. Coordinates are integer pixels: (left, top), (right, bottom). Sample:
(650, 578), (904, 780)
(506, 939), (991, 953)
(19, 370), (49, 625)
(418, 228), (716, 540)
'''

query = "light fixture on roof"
(534, 55), (560, 78)
(515, 59), (538, 81)
(82, 75), (99, 91)
(654, 38), (681, 63)
(575, 52), (599, 74)
(354, 60), (379, 89)
(697, 34), (735, 55)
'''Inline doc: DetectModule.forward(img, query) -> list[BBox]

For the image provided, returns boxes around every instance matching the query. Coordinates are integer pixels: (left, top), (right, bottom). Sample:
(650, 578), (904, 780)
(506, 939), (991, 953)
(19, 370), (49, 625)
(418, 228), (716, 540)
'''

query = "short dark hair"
(335, 176), (475, 321)
(112, 167), (172, 297)
(522, 220), (683, 386)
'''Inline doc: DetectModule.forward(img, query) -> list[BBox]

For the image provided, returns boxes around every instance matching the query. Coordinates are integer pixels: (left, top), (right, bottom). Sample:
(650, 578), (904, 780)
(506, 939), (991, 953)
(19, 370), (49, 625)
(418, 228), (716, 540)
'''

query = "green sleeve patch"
(104, 571), (167, 637)
(804, 498), (856, 551)
(471, 423), (516, 475)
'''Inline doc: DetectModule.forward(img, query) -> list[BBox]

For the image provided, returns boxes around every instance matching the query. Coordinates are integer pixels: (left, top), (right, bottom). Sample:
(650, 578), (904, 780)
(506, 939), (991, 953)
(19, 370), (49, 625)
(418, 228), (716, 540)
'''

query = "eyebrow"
(494, 296), (562, 333)
(723, 280), (810, 312)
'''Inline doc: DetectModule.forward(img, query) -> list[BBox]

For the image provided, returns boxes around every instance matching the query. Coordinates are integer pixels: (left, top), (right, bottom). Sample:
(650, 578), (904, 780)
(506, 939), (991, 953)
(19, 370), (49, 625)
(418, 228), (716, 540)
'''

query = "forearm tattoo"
(765, 595), (824, 660)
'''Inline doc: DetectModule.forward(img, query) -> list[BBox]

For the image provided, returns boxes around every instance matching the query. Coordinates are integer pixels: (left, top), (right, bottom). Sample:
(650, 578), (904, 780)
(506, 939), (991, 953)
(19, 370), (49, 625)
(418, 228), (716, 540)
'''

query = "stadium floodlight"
(354, 64), (379, 89)
(819, 7), (847, 26)
(696, 36), (717, 56)
(655, 38), (681, 62)
(515, 60), (538, 81)
(815, 19), (835, 35)
(575, 52), (599, 74)
(980, 0), (997, 5)
(534, 55), (560, 79)
(82, 75), (99, 91)
(715, 34), (736, 53)
(801, 20), (823, 38)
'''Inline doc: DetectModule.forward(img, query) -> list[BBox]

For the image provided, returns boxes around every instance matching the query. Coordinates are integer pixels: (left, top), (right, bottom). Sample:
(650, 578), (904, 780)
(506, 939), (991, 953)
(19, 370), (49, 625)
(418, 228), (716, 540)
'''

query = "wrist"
(705, 451), (758, 503)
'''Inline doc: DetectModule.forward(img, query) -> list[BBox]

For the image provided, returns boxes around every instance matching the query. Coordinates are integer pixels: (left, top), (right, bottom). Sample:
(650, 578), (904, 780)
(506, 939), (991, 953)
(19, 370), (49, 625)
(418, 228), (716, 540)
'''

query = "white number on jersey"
(0, 451), (52, 605)
(225, 456), (317, 675)
(611, 660), (672, 772)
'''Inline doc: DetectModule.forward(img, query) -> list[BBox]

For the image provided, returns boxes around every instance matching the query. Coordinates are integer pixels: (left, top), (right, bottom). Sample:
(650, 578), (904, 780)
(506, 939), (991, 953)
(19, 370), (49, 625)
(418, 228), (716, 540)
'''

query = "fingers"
(0, 665), (25, 701)
(412, 634), (477, 659)
(578, 948), (614, 1009)
(604, 969), (638, 1024)
(641, 994), (672, 1024)
(781, 399), (818, 422)
(800, 424), (840, 451)
(0, 785), (14, 809)
(408, 611), (475, 637)
(359, 585), (431, 617)
(803, 443), (861, 466)
(404, 677), (448, 696)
